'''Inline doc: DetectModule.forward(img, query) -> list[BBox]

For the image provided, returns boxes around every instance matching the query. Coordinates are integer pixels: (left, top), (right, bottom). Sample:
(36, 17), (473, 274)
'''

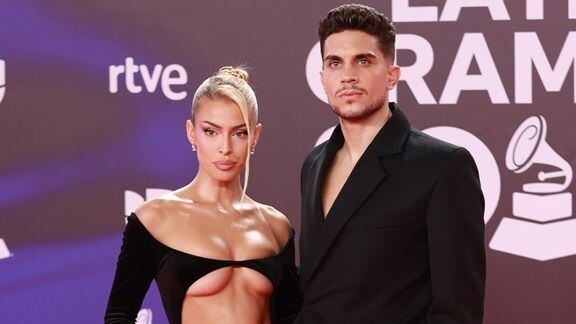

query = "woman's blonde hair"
(191, 66), (258, 200)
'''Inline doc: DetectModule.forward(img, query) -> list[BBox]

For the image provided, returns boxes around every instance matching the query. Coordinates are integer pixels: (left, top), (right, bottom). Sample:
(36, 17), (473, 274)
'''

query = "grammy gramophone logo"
(490, 116), (574, 261)
(136, 308), (153, 324)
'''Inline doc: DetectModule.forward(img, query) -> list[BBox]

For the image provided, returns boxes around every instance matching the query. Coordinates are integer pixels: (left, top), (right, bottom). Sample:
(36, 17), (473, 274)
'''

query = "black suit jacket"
(296, 103), (485, 324)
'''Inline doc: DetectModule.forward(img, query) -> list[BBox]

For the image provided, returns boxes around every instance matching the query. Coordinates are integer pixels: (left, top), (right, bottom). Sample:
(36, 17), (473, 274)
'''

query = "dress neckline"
(129, 213), (294, 263)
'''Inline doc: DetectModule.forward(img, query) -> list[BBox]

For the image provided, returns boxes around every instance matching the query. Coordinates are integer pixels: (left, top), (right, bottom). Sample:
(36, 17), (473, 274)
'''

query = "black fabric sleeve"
(104, 215), (157, 324)
(273, 238), (303, 324)
(425, 148), (486, 324)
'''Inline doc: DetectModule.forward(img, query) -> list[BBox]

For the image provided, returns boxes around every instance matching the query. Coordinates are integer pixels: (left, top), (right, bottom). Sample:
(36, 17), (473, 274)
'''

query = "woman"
(105, 67), (302, 324)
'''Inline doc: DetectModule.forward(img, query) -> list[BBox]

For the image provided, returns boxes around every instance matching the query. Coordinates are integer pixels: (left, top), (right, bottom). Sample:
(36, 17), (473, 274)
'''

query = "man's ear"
(319, 70), (327, 94)
(386, 65), (401, 90)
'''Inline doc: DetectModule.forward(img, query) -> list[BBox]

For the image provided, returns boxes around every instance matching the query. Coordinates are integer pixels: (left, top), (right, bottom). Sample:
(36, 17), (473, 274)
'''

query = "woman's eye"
(204, 129), (216, 136)
(235, 131), (248, 138)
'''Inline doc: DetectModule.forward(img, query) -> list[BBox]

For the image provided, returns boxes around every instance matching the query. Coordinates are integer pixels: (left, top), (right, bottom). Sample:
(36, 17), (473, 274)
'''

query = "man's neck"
(338, 103), (392, 163)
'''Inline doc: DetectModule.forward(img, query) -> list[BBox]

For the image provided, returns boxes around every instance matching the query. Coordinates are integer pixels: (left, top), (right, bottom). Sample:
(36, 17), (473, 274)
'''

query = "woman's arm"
(273, 235), (303, 324)
(104, 215), (157, 324)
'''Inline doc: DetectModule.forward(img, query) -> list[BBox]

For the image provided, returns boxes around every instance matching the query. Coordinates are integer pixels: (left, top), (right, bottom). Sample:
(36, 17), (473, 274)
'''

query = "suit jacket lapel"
(306, 145), (387, 282)
(305, 103), (411, 283)
(301, 126), (343, 281)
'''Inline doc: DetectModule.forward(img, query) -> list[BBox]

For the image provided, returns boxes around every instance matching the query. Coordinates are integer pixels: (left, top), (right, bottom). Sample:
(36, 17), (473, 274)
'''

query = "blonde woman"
(105, 67), (302, 324)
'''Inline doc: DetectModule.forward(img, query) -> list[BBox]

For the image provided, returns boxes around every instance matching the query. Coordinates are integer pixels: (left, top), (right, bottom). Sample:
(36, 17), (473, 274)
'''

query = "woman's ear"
(252, 123), (263, 151)
(186, 119), (196, 145)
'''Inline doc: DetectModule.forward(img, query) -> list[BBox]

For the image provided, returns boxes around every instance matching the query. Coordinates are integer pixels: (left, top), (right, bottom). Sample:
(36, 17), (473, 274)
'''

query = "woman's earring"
(250, 146), (255, 155)
(191, 143), (197, 151)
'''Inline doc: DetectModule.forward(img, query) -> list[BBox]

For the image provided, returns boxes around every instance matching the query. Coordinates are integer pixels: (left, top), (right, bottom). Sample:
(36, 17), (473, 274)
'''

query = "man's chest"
(321, 155), (356, 218)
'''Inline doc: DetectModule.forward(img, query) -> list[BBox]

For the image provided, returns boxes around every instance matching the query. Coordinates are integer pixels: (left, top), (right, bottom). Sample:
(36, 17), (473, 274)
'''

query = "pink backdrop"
(1, 1), (575, 323)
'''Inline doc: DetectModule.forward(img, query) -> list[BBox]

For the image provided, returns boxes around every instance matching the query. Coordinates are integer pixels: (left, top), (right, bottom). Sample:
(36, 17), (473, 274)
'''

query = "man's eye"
(358, 59), (369, 65)
(329, 61), (340, 68)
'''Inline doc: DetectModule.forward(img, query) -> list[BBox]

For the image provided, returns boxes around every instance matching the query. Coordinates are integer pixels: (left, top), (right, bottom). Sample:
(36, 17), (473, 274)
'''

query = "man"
(297, 4), (485, 323)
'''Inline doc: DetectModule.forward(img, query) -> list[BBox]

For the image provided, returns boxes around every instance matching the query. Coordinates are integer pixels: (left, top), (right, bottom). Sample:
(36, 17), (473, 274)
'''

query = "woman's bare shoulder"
(255, 202), (293, 247)
(134, 192), (192, 232)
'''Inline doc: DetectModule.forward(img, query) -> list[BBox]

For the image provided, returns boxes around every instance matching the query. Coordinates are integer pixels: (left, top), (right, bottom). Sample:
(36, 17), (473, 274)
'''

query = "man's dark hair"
(319, 4), (395, 62)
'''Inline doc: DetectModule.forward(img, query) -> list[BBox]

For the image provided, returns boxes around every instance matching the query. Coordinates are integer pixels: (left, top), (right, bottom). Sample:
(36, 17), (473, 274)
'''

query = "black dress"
(105, 213), (302, 324)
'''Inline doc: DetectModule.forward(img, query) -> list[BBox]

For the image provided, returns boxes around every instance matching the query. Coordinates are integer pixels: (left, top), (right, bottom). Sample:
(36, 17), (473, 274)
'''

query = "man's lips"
(337, 90), (364, 100)
(214, 160), (236, 171)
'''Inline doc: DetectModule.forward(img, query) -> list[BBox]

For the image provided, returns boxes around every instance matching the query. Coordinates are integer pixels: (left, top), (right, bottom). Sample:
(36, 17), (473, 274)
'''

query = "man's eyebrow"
(323, 54), (342, 62)
(354, 53), (377, 60)
(323, 53), (377, 62)
(201, 121), (246, 129)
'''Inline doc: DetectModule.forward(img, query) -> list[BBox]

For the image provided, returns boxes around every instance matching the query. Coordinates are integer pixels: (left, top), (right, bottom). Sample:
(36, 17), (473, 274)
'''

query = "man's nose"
(340, 66), (359, 84)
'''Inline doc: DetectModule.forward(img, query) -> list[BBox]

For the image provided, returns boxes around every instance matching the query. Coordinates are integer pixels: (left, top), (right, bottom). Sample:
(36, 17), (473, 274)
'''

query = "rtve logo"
(0, 238), (12, 260)
(0, 59), (6, 104)
(124, 188), (171, 223)
(109, 57), (188, 101)
(1, 59), (12, 258)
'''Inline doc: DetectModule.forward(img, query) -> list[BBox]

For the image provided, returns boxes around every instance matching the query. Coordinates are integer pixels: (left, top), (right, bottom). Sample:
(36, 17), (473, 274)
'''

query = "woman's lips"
(214, 160), (236, 171)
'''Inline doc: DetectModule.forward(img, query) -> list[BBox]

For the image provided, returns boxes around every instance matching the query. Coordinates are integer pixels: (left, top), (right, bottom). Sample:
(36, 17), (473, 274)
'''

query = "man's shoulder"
(400, 126), (477, 171)
(406, 127), (462, 156)
(302, 140), (328, 167)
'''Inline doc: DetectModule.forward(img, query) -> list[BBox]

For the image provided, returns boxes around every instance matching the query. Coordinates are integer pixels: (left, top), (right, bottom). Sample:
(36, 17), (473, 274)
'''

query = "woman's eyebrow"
(201, 121), (246, 129)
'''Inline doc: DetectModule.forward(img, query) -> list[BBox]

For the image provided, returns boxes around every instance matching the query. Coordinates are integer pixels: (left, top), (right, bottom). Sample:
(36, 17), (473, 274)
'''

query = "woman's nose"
(219, 137), (232, 155)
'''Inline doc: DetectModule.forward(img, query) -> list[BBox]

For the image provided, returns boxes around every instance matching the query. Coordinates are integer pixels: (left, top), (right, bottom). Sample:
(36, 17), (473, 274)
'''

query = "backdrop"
(1, 1), (575, 323)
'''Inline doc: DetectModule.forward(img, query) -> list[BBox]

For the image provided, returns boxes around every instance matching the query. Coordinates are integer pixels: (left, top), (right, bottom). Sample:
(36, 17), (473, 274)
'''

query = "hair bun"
(218, 66), (249, 82)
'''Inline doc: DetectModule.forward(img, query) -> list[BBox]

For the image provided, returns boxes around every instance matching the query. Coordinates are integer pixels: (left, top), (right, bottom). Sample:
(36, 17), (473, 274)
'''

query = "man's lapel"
(301, 126), (343, 281)
(306, 143), (387, 282)
(306, 103), (411, 283)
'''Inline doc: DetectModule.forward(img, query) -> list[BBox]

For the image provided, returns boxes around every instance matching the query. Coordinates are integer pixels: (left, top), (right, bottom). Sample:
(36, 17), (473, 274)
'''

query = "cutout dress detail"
(105, 214), (302, 324)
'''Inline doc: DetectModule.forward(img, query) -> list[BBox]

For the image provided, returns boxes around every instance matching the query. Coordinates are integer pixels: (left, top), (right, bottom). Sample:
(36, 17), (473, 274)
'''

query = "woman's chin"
(209, 171), (240, 183)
